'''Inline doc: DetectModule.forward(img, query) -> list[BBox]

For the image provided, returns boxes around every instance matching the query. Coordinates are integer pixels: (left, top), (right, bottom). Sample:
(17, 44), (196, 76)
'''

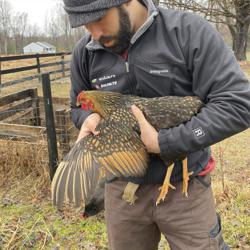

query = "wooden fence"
(0, 87), (76, 145)
(0, 52), (71, 88)
(0, 88), (45, 140)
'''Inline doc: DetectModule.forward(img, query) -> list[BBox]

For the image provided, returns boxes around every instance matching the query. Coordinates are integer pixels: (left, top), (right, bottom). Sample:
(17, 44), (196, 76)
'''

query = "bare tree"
(0, 0), (12, 54)
(0, 0), (89, 54)
(44, 3), (87, 51)
(11, 12), (28, 53)
(58, 4), (87, 50)
(159, 0), (250, 61)
(25, 24), (43, 42)
(44, 9), (61, 49)
(57, 3), (72, 50)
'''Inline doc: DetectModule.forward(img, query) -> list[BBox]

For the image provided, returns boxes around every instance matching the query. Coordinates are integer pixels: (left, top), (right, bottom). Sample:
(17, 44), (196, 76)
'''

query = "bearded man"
(62, 0), (250, 249)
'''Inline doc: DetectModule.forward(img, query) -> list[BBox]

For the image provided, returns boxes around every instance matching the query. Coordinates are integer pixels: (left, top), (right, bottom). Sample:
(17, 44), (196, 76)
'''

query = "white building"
(23, 42), (56, 54)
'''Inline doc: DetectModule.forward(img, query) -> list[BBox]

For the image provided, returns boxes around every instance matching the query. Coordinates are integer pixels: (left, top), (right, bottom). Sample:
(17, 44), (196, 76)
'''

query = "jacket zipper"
(125, 61), (129, 73)
(125, 60), (137, 95)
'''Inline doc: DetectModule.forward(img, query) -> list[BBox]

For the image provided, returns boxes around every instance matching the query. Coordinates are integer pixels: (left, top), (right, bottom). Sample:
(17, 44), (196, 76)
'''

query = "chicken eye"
(89, 102), (94, 110)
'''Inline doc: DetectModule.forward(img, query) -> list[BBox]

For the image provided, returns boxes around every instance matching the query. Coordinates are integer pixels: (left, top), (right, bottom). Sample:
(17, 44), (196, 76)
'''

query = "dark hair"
(138, 0), (146, 6)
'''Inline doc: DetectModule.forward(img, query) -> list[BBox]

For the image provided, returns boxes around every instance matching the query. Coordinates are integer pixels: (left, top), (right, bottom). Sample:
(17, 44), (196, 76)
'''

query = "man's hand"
(131, 105), (160, 154)
(76, 113), (101, 143)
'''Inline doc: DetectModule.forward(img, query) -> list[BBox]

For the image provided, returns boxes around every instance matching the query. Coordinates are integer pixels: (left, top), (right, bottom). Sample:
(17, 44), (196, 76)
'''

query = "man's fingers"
(131, 105), (147, 127)
(92, 130), (100, 136)
(76, 129), (100, 144)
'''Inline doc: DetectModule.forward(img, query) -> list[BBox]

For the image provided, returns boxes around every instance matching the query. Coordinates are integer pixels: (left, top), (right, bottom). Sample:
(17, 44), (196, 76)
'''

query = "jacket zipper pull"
(125, 61), (129, 72)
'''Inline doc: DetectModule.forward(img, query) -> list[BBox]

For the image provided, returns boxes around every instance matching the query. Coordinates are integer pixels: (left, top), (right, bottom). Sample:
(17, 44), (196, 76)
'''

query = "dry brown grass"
(0, 77), (71, 100)
(1, 54), (71, 84)
(0, 139), (51, 202)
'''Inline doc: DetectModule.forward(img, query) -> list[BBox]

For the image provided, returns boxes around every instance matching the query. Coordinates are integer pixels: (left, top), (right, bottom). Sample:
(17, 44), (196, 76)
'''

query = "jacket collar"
(86, 0), (159, 51)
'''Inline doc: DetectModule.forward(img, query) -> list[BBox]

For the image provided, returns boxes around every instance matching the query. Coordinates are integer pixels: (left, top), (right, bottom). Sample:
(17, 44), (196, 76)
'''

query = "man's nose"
(86, 23), (103, 41)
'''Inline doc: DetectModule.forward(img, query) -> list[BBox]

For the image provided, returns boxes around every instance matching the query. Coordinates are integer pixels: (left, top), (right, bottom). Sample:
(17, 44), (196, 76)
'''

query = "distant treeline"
(0, 0), (86, 54)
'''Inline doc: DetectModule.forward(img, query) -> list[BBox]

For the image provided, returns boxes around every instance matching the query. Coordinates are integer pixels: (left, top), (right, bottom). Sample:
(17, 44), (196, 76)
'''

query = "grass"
(0, 58), (250, 249)
(0, 130), (249, 249)
(240, 51), (250, 79)
(0, 75), (71, 99)
(212, 129), (250, 249)
(0, 202), (107, 249)
(0, 54), (71, 84)
(1, 129), (249, 249)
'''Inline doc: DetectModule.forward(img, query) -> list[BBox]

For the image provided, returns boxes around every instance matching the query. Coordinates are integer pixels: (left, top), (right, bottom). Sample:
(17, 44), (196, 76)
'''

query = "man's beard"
(99, 6), (133, 54)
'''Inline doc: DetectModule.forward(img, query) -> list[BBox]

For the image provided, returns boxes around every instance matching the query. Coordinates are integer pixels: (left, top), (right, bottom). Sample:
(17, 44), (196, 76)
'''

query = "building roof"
(24, 42), (55, 49)
(36, 42), (55, 49)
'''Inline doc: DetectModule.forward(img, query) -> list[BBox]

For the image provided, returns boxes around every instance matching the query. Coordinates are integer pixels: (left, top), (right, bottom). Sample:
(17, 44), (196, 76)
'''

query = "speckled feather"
(51, 91), (203, 210)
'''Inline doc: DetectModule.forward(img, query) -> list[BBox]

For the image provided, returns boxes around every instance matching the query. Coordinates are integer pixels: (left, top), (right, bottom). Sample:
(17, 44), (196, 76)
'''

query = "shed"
(23, 42), (56, 54)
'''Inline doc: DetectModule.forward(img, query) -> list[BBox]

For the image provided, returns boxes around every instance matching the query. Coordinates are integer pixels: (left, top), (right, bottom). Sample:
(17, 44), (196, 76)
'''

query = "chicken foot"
(182, 158), (193, 197)
(156, 163), (175, 205)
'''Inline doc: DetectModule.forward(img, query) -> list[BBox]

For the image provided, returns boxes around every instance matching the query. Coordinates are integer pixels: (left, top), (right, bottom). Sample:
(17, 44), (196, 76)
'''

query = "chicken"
(51, 91), (203, 210)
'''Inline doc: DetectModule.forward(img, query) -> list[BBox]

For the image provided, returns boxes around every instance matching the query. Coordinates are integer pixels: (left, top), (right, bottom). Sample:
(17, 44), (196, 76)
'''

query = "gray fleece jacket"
(69, 0), (250, 184)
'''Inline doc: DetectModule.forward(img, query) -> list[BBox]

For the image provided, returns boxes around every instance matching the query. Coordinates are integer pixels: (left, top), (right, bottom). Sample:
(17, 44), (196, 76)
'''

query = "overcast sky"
(8, 0), (62, 30)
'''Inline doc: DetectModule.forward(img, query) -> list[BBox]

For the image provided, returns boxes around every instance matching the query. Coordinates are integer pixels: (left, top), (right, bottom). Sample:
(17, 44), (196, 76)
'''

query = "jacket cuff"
(77, 110), (93, 130)
(158, 129), (179, 160)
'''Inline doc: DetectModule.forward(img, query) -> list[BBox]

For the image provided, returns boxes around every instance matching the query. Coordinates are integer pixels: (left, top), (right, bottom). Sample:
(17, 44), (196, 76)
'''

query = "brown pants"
(105, 175), (229, 250)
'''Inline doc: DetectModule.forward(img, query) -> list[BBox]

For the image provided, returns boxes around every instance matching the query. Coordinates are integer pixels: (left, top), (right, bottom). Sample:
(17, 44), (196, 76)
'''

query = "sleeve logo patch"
(193, 127), (205, 138)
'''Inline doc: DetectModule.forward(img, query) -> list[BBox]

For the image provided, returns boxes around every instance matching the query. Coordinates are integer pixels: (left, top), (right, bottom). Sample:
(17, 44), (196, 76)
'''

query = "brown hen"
(51, 91), (203, 210)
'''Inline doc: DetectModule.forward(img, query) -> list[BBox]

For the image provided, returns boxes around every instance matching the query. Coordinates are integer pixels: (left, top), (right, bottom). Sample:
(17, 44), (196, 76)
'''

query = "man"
(63, 0), (250, 249)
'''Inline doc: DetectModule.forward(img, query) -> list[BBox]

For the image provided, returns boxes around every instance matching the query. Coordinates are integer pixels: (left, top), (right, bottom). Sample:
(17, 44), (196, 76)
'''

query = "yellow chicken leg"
(156, 164), (176, 205)
(182, 158), (193, 197)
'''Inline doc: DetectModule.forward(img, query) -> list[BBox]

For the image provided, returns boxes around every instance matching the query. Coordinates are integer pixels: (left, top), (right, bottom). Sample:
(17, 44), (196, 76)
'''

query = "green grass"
(210, 129), (250, 249)
(0, 201), (107, 249)
(215, 184), (250, 248)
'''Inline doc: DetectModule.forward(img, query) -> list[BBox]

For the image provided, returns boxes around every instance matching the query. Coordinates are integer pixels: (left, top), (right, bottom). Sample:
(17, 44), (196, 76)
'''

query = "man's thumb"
(131, 105), (146, 126)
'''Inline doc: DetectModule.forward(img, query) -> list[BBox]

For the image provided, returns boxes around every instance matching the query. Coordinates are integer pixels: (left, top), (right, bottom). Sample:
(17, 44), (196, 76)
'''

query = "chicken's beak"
(76, 94), (83, 107)
(76, 100), (80, 107)
(76, 91), (88, 107)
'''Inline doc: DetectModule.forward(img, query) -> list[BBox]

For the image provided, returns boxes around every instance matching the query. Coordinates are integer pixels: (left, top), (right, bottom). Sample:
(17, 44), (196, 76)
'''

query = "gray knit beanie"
(63, 0), (131, 28)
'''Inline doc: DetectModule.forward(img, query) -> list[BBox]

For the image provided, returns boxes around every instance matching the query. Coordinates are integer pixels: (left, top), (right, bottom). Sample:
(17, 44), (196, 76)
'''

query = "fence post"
(61, 54), (65, 78)
(55, 109), (70, 155)
(0, 56), (2, 88)
(36, 54), (41, 82)
(42, 73), (58, 181)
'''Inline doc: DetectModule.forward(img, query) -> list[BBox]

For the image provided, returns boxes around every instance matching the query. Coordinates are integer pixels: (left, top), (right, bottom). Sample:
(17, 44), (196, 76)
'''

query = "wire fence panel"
(0, 88), (78, 197)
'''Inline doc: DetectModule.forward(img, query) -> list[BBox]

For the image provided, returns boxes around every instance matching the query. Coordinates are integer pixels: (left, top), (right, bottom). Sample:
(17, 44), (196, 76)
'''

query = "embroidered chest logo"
(91, 74), (117, 89)
(149, 69), (169, 74)
(193, 127), (205, 138)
